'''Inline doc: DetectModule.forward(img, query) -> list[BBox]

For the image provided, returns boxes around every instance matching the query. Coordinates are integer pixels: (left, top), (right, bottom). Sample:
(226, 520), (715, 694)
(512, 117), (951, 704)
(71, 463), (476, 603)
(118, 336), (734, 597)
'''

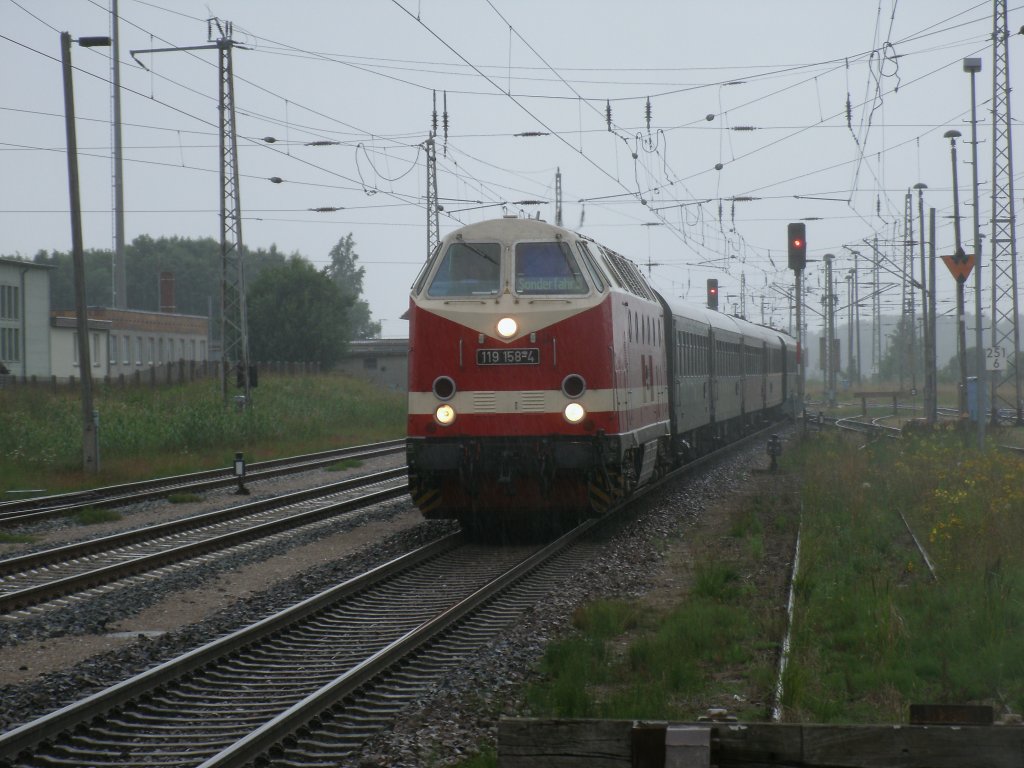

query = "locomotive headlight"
(563, 402), (586, 424)
(496, 317), (518, 338)
(435, 404), (456, 425)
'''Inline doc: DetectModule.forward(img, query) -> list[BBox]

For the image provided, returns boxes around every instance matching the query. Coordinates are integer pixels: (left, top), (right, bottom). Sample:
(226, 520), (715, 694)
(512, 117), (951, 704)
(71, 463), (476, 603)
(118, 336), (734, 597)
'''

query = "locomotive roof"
(445, 216), (574, 242)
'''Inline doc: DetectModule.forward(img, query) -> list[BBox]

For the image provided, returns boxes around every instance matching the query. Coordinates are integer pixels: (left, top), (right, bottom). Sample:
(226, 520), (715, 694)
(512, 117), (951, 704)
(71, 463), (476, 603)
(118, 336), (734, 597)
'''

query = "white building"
(49, 314), (112, 381)
(0, 257), (53, 378)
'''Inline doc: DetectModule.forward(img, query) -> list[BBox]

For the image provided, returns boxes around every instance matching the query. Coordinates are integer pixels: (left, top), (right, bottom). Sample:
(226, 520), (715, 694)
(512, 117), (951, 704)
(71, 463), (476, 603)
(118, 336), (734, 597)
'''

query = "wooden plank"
(909, 704), (993, 725)
(498, 719), (1024, 768)
(498, 718), (633, 767)
(800, 724), (1024, 768)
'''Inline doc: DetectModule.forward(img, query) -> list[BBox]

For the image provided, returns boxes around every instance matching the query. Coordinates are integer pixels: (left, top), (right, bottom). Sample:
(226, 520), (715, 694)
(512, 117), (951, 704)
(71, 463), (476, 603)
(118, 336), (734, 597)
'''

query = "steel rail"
(0, 471), (409, 614)
(0, 440), (404, 524)
(0, 533), (464, 761)
(197, 520), (596, 768)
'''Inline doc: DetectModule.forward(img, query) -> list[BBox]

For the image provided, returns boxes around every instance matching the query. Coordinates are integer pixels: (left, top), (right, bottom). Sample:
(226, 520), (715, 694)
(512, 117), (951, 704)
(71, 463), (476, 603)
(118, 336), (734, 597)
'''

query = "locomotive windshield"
(514, 241), (589, 295)
(426, 242), (501, 297)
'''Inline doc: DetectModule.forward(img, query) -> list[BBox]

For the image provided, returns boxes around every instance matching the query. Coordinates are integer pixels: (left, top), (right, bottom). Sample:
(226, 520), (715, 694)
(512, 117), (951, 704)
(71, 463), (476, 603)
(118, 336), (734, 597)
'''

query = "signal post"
(788, 223), (806, 416)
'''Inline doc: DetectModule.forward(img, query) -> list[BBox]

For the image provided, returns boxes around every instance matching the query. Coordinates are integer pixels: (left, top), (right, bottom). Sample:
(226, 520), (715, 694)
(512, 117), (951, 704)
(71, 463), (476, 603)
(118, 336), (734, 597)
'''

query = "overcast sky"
(2, 1), (1017, 342)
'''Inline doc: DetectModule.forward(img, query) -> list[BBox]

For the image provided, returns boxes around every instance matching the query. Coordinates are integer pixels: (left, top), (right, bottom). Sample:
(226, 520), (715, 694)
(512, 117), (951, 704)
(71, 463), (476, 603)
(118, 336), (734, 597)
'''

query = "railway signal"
(706, 278), (719, 310)
(787, 223), (806, 271)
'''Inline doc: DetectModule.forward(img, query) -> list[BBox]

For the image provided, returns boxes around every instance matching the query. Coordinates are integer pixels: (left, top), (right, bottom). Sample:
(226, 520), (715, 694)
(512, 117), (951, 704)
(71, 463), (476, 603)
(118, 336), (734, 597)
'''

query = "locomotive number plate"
(476, 348), (540, 365)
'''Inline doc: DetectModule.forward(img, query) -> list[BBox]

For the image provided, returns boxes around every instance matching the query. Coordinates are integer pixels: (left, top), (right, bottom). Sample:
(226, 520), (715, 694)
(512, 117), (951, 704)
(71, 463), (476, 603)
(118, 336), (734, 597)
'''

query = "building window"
(136, 336), (143, 365)
(190, 339), (196, 361)
(362, 356), (378, 370)
(0, 285), (19, 320)
(92, 332), (101, 366)
(200, 340), (207, 360)
(149, 337), (155, 365)
(109, 334), (118, 361)
(73, 331), (79, 365)
(158, 338), (165, 364)
(0, 327), (20, 363)
(123, 336), (130, 365)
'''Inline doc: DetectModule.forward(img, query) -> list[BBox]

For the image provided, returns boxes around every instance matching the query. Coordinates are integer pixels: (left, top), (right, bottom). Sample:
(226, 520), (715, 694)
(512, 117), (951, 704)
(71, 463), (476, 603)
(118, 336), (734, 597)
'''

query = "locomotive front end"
(406, 218), (620, 532)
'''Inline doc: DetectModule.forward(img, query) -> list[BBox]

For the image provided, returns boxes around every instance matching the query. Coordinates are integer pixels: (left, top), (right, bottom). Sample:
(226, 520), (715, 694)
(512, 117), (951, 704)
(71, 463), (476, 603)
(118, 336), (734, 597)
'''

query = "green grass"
(0, 373), (405, 495)
(783, 431), (1024, 722)
(0, 531), (37, 544)
(326, 459), (363, 472)
(166, 492), (202, 504)
(522, 495), (784, 723)
(73, 507), (123, 525)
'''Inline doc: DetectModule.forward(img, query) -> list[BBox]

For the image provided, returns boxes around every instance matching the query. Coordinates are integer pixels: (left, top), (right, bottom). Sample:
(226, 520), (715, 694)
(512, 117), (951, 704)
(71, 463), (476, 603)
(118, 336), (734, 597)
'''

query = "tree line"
(13, 233), (379, 369)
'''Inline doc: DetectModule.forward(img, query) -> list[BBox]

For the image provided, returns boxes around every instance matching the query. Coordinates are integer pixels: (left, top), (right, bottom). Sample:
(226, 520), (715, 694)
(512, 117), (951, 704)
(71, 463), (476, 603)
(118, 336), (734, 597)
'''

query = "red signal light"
(706, 278), (719, 310)
(787, 223), (806, 270)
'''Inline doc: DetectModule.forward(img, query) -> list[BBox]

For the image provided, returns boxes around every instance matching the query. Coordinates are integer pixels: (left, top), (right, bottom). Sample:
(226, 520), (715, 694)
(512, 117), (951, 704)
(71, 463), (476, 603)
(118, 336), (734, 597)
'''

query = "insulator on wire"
(645, 97), (652, 132)
(442, 92), (449, 139)
(431, 90), (438, 135)
(846, 94), (853, 130)
(606, 100), (612, 132)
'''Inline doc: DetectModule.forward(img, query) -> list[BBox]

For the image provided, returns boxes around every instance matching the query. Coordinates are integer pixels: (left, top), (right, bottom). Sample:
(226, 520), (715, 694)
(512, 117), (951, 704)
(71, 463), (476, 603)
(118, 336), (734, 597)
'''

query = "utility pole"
(62, 31), (110, 473)
(824, 253), (836, 406)
(988, 0), (1022, 424)
(914, 183), (930, 417)
(846, 271), (854, 384)
(555, 167), (563, 227)
(110, 0), (127, 309)
(927, 207), (938, 423)
(945, 129), (969, 416)
(872, 236), (881, 378)
(131, 19), (251, 407)
(901, 192), (915, 393)
(853, 251), (861, 384)
(966, 56), (986, 448)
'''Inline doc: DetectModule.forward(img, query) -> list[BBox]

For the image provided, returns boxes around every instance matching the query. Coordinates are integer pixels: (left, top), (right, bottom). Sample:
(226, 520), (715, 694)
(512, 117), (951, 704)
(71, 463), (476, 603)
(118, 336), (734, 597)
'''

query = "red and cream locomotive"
(406, 216), (796, 534)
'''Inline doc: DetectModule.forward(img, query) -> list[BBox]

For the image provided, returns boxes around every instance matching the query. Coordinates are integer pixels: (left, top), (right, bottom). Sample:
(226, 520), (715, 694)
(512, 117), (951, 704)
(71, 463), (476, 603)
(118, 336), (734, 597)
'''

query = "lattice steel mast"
(901, 192), (915, 392)
(988, 0), (1022, 423)
(129, 19), (250, 406)
(215, 20), (251, 406)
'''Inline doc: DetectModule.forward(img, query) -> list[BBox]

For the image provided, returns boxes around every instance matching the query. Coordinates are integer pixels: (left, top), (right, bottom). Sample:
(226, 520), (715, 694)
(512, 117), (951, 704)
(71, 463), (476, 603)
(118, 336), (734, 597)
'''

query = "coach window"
(514, 241), (588, 295)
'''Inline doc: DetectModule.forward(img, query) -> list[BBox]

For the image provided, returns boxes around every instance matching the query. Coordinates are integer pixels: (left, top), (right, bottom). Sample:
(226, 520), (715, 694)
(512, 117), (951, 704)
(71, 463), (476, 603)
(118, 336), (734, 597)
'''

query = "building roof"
(51, 307), (208, 334)
(0, 257), (54, 270)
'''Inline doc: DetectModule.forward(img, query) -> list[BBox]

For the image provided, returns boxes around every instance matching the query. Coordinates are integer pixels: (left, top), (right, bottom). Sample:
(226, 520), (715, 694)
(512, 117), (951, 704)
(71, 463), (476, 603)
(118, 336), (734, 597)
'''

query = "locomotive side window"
(575, 242), (608, 292)
(427, 242), (501, 297)
(514, 242), (589, 295)
(412, 242), (443, 294)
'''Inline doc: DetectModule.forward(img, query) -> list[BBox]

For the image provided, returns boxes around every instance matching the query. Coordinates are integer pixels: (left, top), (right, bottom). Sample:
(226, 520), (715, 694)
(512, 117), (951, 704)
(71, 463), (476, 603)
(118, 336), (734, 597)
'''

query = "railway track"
(0, 439), (405, 527)
(0, 523), (599, 767)
(0, 467), (408, 616)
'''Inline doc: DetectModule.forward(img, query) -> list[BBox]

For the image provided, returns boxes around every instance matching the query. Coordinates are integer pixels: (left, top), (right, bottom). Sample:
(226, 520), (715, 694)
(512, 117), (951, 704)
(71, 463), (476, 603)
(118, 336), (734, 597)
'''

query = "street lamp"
(944, 129), (969, 417)
(61, 31), (111, 473)
(965, 56), (986, 448)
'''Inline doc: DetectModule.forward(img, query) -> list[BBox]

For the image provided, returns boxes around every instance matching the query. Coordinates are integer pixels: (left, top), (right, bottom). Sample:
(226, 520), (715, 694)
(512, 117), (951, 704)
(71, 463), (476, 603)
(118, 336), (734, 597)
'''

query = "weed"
(166, 492), (201, 504)
(74, 507), (122, 525)
(326, 459), (363, 472)
(0, 531), (37, 544)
